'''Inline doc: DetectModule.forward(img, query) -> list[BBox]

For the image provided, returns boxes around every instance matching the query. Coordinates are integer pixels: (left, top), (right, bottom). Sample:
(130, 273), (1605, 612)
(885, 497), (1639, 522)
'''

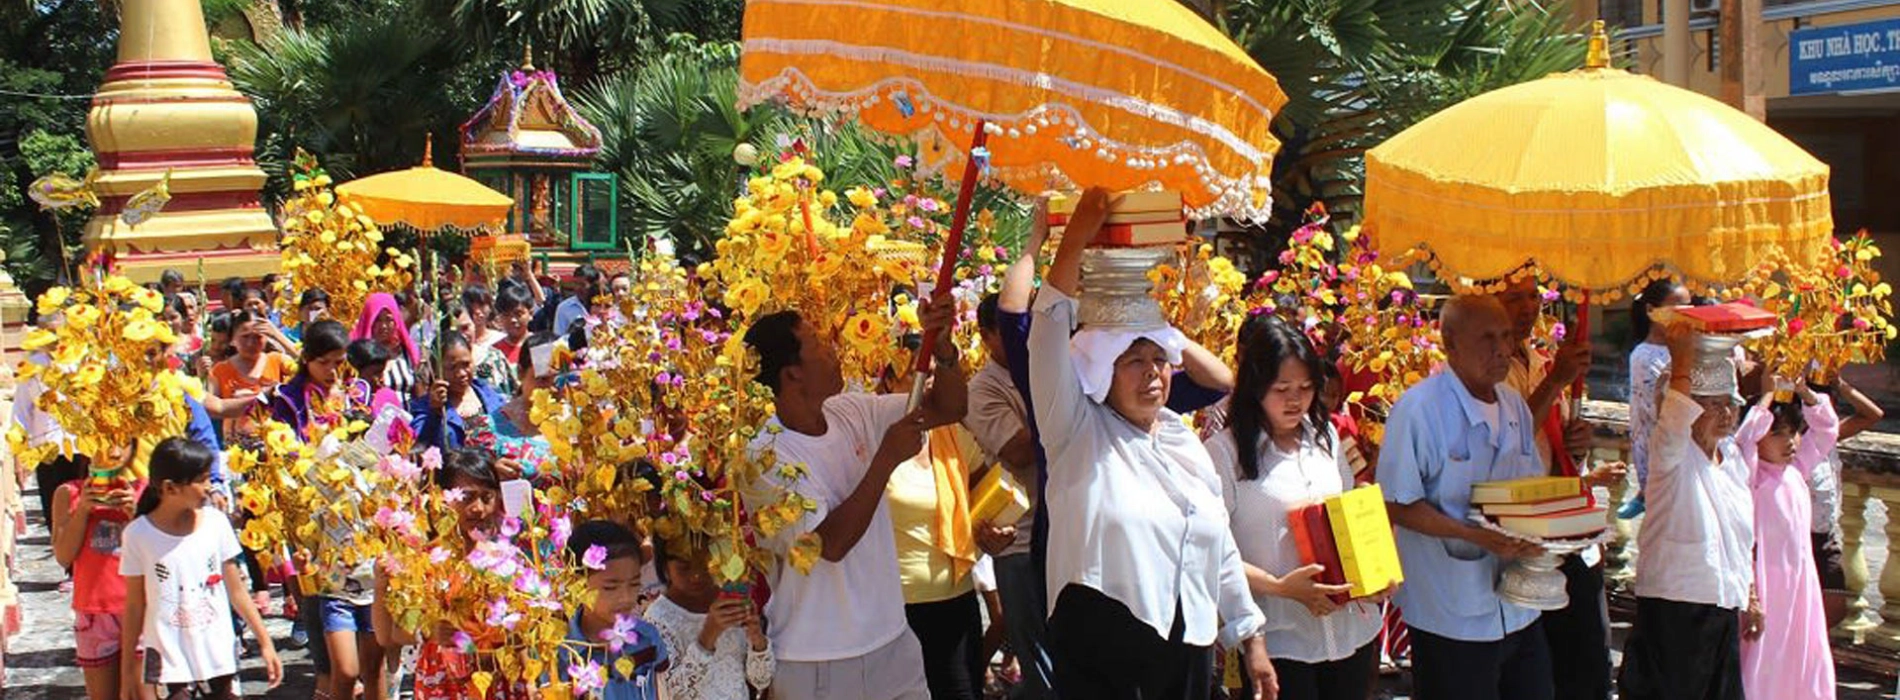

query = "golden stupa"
(82, 0), (279, 283)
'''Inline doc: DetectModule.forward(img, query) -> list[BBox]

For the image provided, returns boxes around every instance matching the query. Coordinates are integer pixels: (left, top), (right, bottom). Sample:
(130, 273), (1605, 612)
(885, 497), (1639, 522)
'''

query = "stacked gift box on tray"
(1047, 190), (1190, 247)
(1471, 476), (1607, 539)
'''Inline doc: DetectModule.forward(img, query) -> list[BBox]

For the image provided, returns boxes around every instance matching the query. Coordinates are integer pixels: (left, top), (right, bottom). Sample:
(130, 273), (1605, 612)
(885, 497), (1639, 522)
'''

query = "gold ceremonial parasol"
(1363, 21), (1832, 299)
(740, 0), (1287, 392)
(739, 0), (1287, 222)
(335, 138), (515, 232)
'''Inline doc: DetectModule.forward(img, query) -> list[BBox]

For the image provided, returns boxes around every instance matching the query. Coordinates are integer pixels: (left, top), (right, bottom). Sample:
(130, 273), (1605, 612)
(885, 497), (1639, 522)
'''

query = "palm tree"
(423, 0), (743, 91)
(227, 12), (497, 204)
(1222, 0), (1589, 226)
(575, 42), (781, 262)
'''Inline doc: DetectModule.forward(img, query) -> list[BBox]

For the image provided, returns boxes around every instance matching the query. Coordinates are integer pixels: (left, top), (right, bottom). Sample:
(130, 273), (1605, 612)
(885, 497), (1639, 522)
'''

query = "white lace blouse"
(644, 595), (776, 699)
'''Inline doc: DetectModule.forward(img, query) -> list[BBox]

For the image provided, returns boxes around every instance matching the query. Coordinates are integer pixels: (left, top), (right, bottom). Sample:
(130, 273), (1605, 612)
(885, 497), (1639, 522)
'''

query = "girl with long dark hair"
(1206, 316), (1382, 700)
(1623, 278), (1692, 518)
(118, 437), (282, 700)
(268, 320), (354, 441)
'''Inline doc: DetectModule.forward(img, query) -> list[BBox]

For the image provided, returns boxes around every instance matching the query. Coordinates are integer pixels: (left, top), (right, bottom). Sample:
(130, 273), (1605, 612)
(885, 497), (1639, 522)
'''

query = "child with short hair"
(562, 520), (670, 699)
(644, 535), (775, 700)
(119, 437), (282, 700)
(1735, 378), (1840, 700)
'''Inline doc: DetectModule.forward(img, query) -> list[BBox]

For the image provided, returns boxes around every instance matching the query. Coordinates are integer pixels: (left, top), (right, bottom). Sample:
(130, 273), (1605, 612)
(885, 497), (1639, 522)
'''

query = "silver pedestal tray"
(1470, 515), (1612, 611)
(1077, 247), (1173, 330)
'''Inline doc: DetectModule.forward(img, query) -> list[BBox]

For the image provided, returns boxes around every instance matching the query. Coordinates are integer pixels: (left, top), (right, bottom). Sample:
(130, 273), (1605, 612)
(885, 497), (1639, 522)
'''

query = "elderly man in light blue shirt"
(1376, 295), (1554, 700)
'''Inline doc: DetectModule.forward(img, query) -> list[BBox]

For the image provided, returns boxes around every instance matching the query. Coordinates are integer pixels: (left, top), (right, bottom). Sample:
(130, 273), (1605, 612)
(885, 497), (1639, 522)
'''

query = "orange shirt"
(212, 353), (291, 437)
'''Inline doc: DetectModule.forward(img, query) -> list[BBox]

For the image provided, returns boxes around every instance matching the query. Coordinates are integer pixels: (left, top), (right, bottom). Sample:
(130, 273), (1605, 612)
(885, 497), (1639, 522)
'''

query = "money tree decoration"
(534, 255), (822, 580)
(706, 154), (931, 388)
(11, 273), (203, 479)
(1232, 205), (1442, 446)
(276, 150), (417, 325)
(1736, 231), (1896, 385)
(366, 444), (601, 698)
(1150, 243), (1252, 366)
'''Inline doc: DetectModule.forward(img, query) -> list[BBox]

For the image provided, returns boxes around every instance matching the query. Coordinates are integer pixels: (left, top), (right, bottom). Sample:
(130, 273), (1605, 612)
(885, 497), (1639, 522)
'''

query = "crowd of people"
(2, 186), (1877, 700)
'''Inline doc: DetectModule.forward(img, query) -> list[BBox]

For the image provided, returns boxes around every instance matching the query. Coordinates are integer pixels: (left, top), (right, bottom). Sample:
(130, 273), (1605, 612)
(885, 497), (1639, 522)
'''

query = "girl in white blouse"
(1205, 317), (1382, 700)
(1028, 188), (1275, 699)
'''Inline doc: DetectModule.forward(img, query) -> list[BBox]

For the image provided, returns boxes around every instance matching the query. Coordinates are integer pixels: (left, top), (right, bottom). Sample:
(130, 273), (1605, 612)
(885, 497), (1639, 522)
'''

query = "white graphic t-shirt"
(119, 507), (242, 684)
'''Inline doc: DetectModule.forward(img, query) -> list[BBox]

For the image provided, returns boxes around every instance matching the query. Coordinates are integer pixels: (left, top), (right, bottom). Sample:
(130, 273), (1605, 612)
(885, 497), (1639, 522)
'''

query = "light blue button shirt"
(1376, 370), (1546, 642)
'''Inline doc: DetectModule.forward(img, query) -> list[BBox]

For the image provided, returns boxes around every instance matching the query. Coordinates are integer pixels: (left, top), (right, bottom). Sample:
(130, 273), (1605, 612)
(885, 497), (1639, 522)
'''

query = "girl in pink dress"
(1735, 379), (1839, 700)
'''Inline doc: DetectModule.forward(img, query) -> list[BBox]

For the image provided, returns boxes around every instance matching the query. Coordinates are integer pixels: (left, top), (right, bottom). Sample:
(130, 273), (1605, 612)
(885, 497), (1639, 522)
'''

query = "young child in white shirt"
(119, 437), (281, 700)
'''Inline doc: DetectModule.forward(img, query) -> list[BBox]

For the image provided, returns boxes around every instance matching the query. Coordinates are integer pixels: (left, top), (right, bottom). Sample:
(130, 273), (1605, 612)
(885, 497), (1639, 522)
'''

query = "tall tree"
(226, 10), (498, 204)
(1222, 0), (1588, 225)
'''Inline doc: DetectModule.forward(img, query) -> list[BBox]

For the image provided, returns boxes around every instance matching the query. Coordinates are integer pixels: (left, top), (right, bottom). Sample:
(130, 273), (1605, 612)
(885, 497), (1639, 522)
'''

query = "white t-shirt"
(746, 392), (912, 662)
(1478, 398), (1503, 440)
(119, 507), (243, 684)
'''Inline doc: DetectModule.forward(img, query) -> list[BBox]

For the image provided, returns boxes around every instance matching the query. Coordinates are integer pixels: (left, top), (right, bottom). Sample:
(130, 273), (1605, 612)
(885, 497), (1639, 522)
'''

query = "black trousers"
(906, 590), (985, 700)
(1617, 597), (1744, 700)
(1543, 555), (1612, 700)
(1409, 619), (1554, 700)
(1264, 639), (1379, 700)
(1046, 584), (1211, 700)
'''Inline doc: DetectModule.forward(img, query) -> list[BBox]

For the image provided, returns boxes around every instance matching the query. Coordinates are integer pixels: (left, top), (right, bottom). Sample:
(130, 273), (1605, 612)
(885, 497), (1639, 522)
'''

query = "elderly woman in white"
(1029, 188), (1276, 699)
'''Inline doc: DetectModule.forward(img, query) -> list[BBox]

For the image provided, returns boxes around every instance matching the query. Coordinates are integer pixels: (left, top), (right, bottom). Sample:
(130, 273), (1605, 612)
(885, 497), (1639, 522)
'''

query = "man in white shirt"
(1616, 323), (1757, 700)
(742, 300), (967, 700)
(1377, 295), (1552, 700)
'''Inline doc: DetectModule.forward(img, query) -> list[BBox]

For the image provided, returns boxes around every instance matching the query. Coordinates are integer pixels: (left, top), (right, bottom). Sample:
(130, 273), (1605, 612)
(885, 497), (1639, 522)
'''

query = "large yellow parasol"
(335, 139), (515, 232)
(1363, 21), (1832, 299)
(737, 0), (1288, 223)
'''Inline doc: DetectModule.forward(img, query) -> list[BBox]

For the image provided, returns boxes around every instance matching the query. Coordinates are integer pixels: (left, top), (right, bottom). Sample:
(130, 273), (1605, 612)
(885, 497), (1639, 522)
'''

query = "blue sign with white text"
(1790, 18), (1900, 95)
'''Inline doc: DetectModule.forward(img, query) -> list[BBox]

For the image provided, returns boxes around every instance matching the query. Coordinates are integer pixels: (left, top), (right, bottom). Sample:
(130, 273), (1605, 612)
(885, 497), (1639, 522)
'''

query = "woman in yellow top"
(887, 423), (1013, 700)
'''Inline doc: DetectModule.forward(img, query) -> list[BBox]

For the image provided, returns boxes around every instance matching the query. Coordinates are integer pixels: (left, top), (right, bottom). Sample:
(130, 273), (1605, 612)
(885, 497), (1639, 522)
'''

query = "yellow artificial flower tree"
(11, 272), (205, 481)
(275, 150), (417, 326)
(1735, 231), (1896, 387)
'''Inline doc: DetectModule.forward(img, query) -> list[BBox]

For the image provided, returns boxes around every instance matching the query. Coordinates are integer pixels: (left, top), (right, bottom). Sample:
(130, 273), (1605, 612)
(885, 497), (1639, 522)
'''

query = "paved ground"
(5, 481), (1895, 699)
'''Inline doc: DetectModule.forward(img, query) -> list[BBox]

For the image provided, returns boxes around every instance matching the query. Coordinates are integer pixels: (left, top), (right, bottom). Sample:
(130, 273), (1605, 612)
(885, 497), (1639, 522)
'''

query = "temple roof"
(459, 57), (603, 164)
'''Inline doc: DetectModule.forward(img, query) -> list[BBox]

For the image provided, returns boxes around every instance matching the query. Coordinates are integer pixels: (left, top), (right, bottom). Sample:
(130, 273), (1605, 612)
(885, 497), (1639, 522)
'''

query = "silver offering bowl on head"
(1471, 514), (1612, 611)
(1077, 247), (1174, 330)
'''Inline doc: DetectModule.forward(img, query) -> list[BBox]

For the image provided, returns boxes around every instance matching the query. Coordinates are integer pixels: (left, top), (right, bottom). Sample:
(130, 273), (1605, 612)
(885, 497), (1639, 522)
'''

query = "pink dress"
(1736, 398), (1838, 700)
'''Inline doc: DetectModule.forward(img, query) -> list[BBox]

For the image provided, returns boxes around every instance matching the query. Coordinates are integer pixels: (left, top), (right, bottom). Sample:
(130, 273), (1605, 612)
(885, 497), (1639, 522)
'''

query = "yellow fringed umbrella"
(1363, 21), (1832, 299)
(738, 0), (1288, 222)
(335, 138), (515, 232)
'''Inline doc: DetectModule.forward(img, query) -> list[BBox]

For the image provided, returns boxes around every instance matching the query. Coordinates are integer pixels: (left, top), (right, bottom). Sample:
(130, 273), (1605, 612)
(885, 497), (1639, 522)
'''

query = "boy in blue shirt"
(564, 520), (670, 699)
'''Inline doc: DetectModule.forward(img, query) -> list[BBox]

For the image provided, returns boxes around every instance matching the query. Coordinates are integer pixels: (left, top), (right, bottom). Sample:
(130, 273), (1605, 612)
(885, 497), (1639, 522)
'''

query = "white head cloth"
(1070, 325), (1191, 404)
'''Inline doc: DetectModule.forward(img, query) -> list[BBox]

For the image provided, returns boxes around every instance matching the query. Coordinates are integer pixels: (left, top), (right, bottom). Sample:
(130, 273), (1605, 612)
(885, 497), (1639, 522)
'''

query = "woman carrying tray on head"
(1026, 187), (1276, 698)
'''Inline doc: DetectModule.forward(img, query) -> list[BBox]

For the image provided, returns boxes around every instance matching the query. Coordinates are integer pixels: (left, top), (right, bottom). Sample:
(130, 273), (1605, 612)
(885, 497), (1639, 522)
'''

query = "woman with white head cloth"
(1027, 188), (1276, 699)
(1616, 321), (1759, 700)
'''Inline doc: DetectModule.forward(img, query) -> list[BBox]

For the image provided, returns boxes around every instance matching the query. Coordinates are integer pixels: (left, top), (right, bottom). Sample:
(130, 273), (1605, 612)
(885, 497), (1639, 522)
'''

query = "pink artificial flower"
(583, 544), (609, 571)
(468, 540), (521, 579)
(894, 155), (914, 168)
(443, 488), (467, 504)
(569, 660), (606, 695)
(485, 598), (522, 630)
(421, 448), (442, 474)
(601, 614), (642, 653)
(550, 516), (573, 550)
